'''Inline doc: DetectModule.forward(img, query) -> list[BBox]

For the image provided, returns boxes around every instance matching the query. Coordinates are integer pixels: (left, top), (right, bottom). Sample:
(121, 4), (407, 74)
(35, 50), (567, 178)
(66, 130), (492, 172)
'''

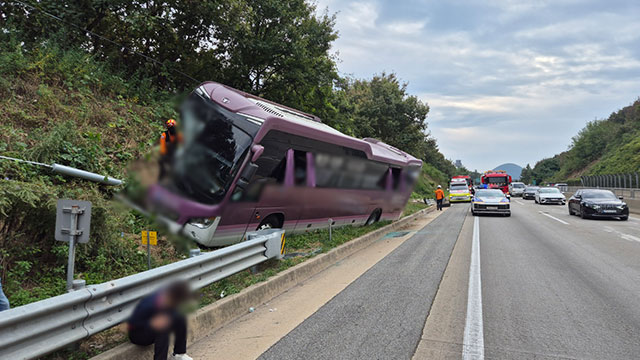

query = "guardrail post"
(71, 279), (86, 291)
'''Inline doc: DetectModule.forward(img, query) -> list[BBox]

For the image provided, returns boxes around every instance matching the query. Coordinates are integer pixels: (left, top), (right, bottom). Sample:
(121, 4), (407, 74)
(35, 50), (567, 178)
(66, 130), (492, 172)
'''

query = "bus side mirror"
(251, 144), (264, 162)
(237, 163), (259, 190)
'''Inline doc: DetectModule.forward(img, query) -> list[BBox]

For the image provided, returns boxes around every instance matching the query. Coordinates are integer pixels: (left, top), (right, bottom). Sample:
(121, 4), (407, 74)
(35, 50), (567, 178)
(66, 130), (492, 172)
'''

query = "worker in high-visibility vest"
(159, 119), (181, 180)
(435, 185), (445, 211)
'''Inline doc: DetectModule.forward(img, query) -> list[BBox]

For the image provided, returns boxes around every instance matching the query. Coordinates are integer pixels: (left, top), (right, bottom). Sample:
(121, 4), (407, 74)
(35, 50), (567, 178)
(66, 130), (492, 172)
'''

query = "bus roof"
(198, 81), (422, 167)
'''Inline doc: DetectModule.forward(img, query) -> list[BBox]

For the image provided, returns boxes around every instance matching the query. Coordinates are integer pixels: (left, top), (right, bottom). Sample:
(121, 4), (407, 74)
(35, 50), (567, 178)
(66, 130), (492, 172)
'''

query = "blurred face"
(167, 126), (176, 135)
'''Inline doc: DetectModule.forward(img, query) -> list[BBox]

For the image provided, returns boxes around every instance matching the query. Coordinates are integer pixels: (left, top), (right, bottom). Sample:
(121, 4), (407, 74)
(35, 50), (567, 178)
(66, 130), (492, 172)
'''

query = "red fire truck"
(481, 170), (512, 194)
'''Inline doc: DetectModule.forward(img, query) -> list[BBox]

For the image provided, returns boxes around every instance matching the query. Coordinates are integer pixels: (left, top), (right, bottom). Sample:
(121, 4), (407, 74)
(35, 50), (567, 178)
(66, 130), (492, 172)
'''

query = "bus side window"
(293, 150), (307, 186)
(253, 140), (288, 184)
(391, 168), (402, 190)
(235, 140), (287, 201)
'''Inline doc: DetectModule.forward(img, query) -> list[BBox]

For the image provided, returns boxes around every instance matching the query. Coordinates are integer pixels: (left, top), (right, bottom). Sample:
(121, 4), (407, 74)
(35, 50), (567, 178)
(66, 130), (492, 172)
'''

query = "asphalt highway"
(259, 206), (468, 360)
(243, 199), (640, 359)
(479, 199), (640, 359)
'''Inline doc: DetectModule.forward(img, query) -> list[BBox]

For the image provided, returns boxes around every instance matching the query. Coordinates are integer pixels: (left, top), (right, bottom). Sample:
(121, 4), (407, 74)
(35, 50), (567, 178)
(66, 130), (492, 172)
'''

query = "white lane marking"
(539, 211), (570, 225)
(602, 226), (640, 243)
(515, 200), (525, 205)
(462, 216), (484, 360)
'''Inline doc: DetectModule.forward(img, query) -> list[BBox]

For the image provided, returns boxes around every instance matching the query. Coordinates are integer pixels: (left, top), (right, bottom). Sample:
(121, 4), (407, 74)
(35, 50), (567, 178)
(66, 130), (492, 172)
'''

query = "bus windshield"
(170, 93), (254, 204)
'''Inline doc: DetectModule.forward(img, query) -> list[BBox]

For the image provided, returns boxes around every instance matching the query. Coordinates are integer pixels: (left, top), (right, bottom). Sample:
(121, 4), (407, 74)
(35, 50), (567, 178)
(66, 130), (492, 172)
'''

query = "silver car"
(472, 189), (511, 216)
(509, 182), (526, 197)
(535, 187), (566, 205)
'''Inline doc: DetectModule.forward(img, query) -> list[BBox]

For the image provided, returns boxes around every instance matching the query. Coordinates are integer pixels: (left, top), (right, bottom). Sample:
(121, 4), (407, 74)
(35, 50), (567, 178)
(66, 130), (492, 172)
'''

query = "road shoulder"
(188, 209), (445, 359)
(413, 208), (473, 359)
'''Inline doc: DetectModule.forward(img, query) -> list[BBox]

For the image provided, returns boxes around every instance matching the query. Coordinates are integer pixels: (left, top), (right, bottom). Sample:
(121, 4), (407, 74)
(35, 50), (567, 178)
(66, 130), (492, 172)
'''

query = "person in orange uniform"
(435, 185), (445, 211)
(159, 119), (180, 180)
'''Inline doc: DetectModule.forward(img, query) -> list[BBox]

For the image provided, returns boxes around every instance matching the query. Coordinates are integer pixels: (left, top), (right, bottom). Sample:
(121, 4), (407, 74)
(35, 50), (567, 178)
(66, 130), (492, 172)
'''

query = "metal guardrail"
(0, 229), (285, 360)
(581, 173), (639, 189)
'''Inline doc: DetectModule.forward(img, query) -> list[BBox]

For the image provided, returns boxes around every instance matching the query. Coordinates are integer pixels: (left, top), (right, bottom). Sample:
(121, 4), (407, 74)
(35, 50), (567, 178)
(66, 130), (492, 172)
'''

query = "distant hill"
(493, 163), (523, 180)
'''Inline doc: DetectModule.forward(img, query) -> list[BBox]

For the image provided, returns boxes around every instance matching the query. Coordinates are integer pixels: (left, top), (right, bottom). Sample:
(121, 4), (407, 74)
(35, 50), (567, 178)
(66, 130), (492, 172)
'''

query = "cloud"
(384, 20), (427, 35)
(316, 0), (640, 170)
(342, 1), (379, 31)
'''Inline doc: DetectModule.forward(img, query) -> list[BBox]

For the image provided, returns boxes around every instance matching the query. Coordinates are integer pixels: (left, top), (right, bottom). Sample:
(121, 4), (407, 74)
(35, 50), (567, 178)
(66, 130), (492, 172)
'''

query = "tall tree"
(336, 73), (430, 157)
(520, 164), (533, 184)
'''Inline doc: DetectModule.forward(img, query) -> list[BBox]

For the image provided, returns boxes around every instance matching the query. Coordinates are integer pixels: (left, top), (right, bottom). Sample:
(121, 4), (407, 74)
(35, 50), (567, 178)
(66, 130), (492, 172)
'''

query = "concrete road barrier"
(92, 206), (435, 360)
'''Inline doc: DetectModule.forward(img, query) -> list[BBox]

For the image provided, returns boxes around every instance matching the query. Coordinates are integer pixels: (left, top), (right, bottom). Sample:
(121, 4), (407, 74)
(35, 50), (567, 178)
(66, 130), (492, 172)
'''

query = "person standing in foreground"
(128, 281), (193, 360)
(0, 277), (10, 312)
(435, 185), (445, 211)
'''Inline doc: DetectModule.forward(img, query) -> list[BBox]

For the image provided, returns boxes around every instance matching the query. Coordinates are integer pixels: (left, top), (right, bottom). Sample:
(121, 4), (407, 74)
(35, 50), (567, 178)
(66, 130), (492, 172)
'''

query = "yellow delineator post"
(141, 231), (158, 269)
(280, 232), (286, 255)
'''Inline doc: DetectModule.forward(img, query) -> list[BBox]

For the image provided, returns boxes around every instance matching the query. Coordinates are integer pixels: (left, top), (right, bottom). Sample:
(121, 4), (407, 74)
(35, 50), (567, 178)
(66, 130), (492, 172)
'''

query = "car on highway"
(568, 189), (629, 220)
(449, 182), (472, 202)
(522, 186), (539, 200)
(534, 187), (566, 205)
(471, 189), (511, 216)
(509, 182), (526, 197)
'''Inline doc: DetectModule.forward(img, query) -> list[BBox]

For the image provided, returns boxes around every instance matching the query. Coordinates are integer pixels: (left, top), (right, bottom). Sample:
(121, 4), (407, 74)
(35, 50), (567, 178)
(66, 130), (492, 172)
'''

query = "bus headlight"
(189, 217), (217, 229)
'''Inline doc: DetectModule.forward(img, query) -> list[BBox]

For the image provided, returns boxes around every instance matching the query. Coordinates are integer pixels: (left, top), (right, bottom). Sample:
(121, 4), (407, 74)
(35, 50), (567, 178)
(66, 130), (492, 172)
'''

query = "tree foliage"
(520, 164), (533, 184)
(0, 0), (457, 175)
(333, 73), (430, 157)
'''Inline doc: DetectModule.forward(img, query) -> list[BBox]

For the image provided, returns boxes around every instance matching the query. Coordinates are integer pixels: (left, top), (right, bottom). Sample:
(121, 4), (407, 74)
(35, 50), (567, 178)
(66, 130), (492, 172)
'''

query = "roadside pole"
(67, 207), (77, 290)
(141, 231), (157, 270)
(328, 218), (333, 244)
(55, 200), (92, 291)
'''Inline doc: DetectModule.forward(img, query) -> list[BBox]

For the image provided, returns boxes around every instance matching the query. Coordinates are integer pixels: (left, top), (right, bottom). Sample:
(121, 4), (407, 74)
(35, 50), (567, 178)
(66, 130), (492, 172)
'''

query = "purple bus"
(145, 82), (422, 247)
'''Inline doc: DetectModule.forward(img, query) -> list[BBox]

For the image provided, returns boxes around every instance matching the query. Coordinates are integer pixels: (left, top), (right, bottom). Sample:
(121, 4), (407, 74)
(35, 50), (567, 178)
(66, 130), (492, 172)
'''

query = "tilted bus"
(145, 82), (422, 247)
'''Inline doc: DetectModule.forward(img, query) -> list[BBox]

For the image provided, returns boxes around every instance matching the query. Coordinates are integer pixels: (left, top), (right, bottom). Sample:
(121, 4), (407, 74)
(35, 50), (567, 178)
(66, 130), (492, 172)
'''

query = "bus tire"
(365, 209), (382, 226)
(257, 214), (283, 230)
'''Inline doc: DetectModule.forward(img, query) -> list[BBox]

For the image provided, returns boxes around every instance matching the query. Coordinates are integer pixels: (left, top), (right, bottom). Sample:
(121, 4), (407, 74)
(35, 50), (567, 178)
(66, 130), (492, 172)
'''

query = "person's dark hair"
(166, 281), (191, 305)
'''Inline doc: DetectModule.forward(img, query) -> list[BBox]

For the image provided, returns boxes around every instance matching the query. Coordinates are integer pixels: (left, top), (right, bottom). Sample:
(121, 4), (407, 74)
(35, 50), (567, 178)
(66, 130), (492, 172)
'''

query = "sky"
(314, 0), (640, 171)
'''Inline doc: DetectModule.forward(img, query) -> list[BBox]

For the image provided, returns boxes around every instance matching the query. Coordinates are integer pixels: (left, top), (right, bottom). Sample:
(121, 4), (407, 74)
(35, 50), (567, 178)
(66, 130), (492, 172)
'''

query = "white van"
(509, 182), (526, 196)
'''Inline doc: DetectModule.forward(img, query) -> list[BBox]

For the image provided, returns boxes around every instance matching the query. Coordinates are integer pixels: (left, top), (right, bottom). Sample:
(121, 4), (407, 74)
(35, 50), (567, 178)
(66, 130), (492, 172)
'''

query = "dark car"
(522, 186), (539, 200)
(568, 189), (629, 220)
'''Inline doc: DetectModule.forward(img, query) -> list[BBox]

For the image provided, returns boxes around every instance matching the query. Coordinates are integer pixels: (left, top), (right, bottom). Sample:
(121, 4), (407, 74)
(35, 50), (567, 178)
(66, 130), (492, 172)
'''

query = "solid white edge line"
(462, 216), (484, 360)
(539, 211), (570, 225)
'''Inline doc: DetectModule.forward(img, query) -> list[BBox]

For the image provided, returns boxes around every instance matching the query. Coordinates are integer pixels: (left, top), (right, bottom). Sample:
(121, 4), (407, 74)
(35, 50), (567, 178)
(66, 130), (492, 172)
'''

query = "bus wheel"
(257, 215), (283, 231)
(365, 209), (382, 226)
